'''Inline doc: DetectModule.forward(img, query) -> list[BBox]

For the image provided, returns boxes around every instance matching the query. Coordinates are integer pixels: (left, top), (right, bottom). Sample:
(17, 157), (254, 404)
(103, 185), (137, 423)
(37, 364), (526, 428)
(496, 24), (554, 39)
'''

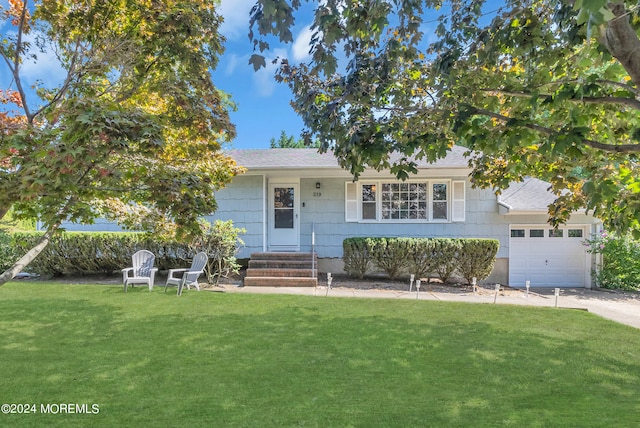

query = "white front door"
(269, 183), (299, 250)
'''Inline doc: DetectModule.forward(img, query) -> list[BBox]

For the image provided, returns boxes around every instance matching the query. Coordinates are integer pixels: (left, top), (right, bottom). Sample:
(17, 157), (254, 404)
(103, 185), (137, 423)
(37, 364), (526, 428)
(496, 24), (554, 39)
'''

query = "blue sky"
(215, 0), (313, 149)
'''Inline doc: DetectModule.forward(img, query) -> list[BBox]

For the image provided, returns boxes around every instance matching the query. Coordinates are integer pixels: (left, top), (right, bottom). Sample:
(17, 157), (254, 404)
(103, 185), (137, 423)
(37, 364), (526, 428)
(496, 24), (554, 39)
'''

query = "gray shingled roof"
(227, 145), (470, 170)
(499, 177), (563, 212)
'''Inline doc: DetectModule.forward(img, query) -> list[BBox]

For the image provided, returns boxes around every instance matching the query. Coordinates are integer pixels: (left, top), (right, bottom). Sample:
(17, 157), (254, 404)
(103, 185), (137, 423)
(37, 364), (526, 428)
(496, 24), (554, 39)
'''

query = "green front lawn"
(1, 282), (639, 427)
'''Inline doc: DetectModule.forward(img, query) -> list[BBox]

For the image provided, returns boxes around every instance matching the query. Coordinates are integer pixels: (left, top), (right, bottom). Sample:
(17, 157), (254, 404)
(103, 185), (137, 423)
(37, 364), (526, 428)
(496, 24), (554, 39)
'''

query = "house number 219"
(313, 192), (322, 197)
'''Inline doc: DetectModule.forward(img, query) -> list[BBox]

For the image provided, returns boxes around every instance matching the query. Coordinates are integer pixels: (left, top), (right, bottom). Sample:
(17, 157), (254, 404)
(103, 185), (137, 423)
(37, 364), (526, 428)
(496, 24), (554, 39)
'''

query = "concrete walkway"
(219, 284), (640, 329)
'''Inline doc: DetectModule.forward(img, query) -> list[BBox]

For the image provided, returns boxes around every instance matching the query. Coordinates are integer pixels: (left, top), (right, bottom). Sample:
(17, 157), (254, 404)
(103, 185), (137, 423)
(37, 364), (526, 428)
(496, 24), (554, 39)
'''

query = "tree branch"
(472, 107), (640, 153)
(12, 0), (33, 121)
(483, 89), (640, 110)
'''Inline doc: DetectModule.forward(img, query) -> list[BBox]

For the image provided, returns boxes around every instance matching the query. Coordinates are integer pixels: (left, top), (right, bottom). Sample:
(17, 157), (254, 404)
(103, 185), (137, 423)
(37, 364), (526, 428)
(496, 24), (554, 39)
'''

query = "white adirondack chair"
(122, 250), (158, 292)
(165, 252), (208, 296)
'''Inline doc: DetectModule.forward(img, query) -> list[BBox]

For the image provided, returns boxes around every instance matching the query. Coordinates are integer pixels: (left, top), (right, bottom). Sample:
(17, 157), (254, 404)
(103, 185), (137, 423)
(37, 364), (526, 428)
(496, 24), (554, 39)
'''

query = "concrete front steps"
(244, 252), (318, 287)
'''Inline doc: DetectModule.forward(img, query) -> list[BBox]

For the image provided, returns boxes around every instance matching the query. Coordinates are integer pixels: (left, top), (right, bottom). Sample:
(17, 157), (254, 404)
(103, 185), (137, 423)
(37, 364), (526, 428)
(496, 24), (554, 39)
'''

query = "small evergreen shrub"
(431, 238), (462, 284)
(343, 238), (373, 279)
(407, 238), (437, 279)
(455, 239), (500, 284)
(370, 238), (412, 280)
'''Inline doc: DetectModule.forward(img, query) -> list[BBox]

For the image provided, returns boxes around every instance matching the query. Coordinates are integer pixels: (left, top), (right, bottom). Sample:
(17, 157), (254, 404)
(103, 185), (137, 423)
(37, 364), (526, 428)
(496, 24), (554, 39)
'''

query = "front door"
(269, 183), (299, 250)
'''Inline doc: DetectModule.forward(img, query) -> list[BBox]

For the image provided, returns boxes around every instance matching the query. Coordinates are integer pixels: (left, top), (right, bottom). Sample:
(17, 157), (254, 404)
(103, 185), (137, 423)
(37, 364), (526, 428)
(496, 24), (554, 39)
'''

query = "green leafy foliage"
(189, 220), (246, 286)
(584, 231), (640, 290)
(342, 237), (373, 279)
(0, 230), (17, 272)
(369, 237), (412, 280)
(431, 238), (462, 284)
(343, 237), (499, 284)
(10, 228), (245, 280)
(0, 1), (243, 282)
(250, 0), (640, 236)
(455, 239), (500, 285)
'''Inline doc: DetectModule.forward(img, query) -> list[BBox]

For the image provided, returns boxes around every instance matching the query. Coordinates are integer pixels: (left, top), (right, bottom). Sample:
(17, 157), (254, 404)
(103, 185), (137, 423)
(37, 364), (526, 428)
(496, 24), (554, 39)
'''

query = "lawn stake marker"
(416, 280), (421, 300)
(493, 284), (500, 303)
(525, 280), (530, 298)
(409, 274), (415, 292)
(554, 288), (560, 308)
(472, 277), (477, 296)
(326, 273), (332, 297)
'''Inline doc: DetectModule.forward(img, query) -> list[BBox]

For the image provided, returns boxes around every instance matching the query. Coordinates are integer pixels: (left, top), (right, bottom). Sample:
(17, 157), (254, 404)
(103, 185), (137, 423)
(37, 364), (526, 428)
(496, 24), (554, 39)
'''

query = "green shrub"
(0, 230), (17, 272)
(10, 225), (245, 280)
(407, 238), (437, 279)
(190, 220), (245, 285)
(342, 237), (499, 284)
(370, 238), (412, 280)
(455, 239), (500, 284)
(11, 232), (186, 275)
(343, 238), (374, 279)
(431, 238), (462, 284)
(585, 231), (640, 291)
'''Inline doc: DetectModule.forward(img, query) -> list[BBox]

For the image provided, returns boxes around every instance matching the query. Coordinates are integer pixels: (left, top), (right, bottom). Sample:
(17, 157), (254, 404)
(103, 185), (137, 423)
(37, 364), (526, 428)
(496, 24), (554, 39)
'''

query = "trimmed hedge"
(0, 230), (17, 272)
(10, 222), (244, 282)
(12, 232), (192, 275)
(343, 237), (500, 284)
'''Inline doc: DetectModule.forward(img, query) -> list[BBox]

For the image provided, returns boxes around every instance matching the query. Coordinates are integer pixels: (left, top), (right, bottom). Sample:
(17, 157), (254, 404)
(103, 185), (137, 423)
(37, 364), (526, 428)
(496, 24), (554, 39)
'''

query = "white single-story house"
(202, 147), (601, 288)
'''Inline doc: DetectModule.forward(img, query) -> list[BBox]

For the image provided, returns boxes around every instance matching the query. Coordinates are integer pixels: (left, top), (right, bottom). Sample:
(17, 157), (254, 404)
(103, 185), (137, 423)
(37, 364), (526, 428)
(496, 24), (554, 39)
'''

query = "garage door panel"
(509, 226), (588, 288)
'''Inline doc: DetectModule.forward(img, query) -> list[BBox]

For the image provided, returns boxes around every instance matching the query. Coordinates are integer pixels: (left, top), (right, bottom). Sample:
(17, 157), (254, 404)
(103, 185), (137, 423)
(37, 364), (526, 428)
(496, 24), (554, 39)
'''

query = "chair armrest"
(167, 268), (188, 280)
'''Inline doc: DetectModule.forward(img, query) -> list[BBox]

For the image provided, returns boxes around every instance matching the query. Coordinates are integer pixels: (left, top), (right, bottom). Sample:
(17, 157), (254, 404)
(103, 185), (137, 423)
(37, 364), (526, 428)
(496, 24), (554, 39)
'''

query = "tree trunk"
(602, 2), (640, 87)
(0, 222), (59, 286)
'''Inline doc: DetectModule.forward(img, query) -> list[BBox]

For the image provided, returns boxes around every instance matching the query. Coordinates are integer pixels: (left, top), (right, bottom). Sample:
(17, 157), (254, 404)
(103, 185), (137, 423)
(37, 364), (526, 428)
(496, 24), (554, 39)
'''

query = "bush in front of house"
(0, 230), (17, 272)
(189, 219), (245, 285)
(10, 220), (245, 281)
(343, 237), (500, 284)
(342, 238), (374, 279)
(455, 239), (500, 285)
(431, 238), (462, 284)
(369, 237), (413, 280)
(585, 231), (640, 291)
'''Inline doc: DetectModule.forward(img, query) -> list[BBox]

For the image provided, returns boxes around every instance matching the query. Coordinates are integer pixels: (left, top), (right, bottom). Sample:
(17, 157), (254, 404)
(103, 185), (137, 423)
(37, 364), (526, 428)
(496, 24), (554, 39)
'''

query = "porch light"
(315, 182), (321, 189)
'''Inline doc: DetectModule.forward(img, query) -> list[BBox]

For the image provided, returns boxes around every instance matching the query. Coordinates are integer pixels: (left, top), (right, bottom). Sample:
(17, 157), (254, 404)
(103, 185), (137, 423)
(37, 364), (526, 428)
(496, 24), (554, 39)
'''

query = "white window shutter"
(452, 181), (465, 222)
(345, 182), (358, 222)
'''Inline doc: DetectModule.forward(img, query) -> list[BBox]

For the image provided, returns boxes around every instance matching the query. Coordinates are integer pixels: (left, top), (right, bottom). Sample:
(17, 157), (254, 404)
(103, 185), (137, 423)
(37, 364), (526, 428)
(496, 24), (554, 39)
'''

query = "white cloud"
(218, 0), (256, 40)
(252, 48), (288, 97)
(224, 53), (241, 76)
(291, 25), (313, 63)
(14, 33), (67, 89)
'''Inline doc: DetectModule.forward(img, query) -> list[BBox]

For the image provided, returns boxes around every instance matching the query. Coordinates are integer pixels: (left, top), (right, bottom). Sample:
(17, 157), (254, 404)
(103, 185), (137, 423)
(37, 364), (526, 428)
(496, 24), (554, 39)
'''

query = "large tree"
(0, 0), (243, 284)
(249, 0), (640, 237)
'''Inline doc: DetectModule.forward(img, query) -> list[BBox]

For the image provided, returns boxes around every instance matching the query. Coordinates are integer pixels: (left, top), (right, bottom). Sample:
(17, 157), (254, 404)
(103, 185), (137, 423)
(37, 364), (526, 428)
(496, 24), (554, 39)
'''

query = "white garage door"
(509, 225), (589, 288)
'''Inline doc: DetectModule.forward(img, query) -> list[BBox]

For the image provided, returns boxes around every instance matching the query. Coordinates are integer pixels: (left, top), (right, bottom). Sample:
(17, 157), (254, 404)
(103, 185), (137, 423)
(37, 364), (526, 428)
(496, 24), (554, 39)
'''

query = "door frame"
(268, 178), (300, 251)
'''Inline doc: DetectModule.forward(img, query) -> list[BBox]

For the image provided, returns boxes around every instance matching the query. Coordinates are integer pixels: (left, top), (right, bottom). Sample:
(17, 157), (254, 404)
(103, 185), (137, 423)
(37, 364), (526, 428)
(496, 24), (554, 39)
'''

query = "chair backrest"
(132, 250), (155, 277)
(184, 252), (208, 283)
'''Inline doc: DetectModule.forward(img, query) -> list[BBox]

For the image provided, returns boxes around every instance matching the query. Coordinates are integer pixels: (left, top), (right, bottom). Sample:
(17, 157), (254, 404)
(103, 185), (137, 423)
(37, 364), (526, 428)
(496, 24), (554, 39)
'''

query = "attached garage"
(509, 225), (591, 288)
